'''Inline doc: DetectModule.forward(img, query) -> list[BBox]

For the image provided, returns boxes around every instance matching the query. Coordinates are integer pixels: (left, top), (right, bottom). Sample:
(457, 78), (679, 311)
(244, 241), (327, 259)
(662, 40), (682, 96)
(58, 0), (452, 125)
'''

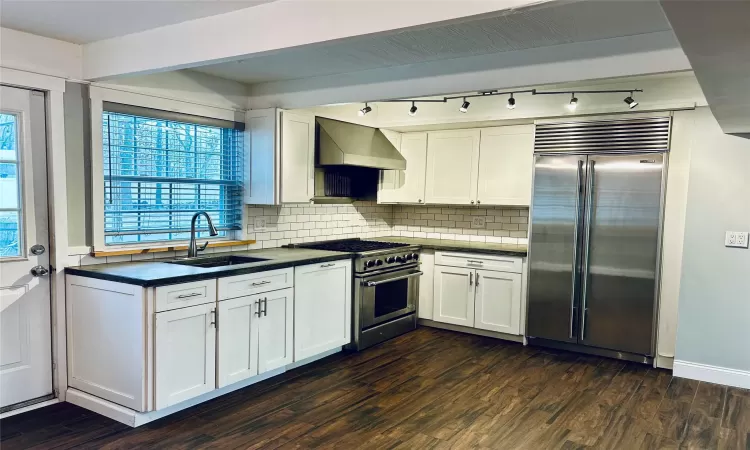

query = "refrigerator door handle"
(580, 160), (596, 341)
(569, 160), (584, 339)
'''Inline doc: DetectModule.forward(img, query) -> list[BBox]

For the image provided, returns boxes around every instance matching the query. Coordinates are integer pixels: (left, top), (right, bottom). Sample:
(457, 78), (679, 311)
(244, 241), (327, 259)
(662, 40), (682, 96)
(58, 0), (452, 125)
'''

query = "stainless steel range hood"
(316, 117), (406, 170)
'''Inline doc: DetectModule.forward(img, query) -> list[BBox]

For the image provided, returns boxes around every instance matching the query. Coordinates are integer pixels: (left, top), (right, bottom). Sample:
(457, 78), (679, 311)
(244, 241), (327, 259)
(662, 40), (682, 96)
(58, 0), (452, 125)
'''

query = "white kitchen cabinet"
(155, 303), (216, 410)
(474, 269), (522, 335)
(257, 288), (294, 373)
(417, 250), (435, 320)
(216, 295), (258, 388)
(294, 260), (352, 361)
(424, 129), (480, 205)
(477, 125), (534, 206)
(432, 266), (475, 327)
(245, 108), (314, 205)
(378, 132), (427, 204)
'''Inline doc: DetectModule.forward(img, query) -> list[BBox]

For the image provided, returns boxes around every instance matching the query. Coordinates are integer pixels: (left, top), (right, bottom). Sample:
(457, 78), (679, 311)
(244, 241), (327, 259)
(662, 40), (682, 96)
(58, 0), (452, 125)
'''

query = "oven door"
(358, 268), (421, 329)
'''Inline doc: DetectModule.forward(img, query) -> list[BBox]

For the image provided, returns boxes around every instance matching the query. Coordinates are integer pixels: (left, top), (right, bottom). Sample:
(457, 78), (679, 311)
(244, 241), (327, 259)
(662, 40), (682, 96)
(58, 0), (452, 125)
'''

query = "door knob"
(30, 244), (46, 255)
(30, 265), (49, 277)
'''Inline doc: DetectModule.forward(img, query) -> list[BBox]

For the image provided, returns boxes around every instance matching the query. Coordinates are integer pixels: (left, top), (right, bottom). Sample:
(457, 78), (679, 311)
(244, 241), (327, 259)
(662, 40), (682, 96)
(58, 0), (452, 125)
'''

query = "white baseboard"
(419, 319), (524, 343)
(673, 360), (750, 389)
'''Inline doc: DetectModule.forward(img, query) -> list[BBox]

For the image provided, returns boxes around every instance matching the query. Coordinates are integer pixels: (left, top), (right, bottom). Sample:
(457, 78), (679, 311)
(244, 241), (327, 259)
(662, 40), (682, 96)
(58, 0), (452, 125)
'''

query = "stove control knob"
(366, 260), (376, 268)
(375, 259), (383, 266)
(405, 253), (413, 261)
(396, 255), (405, 263)
(411, 253), (420, 261)
(385, 256), (396, 264)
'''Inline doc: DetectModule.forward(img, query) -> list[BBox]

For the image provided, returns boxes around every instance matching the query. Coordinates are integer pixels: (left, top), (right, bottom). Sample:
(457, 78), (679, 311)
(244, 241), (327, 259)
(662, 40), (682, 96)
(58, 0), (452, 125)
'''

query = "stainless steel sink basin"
(166, 255), (269, 268)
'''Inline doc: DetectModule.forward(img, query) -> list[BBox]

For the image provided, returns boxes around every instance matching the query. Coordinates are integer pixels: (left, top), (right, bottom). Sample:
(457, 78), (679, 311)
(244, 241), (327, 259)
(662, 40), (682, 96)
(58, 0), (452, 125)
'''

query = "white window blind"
(102, 106), (244, 245)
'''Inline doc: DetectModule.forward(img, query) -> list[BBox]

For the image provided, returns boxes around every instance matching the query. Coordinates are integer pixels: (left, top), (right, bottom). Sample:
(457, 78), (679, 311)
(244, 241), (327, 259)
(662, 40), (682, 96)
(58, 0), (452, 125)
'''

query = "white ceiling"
(192, 0), (673, 85)
(0, 0), (275, 44)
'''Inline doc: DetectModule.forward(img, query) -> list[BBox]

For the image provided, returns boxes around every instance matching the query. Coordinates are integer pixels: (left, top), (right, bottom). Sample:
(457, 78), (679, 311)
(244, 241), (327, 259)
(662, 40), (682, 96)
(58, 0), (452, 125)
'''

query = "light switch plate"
(725, 231), (749, 248)
(254, 217), (268, 232)
(471, 217), (486, 229)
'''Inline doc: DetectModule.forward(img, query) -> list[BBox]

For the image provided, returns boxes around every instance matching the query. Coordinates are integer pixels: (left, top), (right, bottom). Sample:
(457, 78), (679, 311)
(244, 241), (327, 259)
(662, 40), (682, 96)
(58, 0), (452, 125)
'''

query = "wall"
(64, 82), (92, 248)
(0, 27), (82, 79)
(674, 107), (750, 379)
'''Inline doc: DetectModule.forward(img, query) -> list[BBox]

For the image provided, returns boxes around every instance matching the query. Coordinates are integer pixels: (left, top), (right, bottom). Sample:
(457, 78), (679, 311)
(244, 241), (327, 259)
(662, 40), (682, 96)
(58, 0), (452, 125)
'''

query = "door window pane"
(0, 113), (17, 161)
(0, 163), (19, 209)
(0, 211), (20, 257)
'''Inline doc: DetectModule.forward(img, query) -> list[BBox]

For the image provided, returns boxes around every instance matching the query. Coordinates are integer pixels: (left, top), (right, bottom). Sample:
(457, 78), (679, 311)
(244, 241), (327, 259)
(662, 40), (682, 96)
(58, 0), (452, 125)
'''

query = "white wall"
(675, 107), (750, 379)
(0, 27), (82, 79)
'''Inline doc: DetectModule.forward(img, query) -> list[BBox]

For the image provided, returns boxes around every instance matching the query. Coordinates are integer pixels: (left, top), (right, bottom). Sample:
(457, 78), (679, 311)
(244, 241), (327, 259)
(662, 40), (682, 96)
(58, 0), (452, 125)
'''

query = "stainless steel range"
(291, 239), (422, 350)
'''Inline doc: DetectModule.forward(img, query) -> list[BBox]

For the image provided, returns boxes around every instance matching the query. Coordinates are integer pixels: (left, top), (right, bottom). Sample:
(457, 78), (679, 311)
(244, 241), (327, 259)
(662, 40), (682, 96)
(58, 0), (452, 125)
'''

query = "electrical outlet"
(471, 217), (486, 229)
(725, 231), (749, 248)
(254, 217), (268, 232)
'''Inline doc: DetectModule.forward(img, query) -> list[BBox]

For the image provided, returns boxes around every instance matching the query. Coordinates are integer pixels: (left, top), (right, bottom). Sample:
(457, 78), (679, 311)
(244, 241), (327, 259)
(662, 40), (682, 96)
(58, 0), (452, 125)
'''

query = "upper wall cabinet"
(424, 129), (481, 205)
(378, 132), (427, 204)
(477, 125), (534, 206)
(245, 109), (315, 205)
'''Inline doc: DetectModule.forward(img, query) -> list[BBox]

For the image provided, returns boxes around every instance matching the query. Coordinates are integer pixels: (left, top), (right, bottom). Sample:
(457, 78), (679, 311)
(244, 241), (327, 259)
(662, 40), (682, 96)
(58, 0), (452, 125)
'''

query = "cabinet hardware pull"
(469, 272), (473, 286)
(251, 280), (271, 287)
(210, 308), (217, 328)
(177, 292), (202, 299)
(471, 200), (475, 204)
(466, 260), (484, 264)
(476, 273), (480, 287)
(477, 200), (481, 205)
(263, 297), (268, 317)
(255, 299), (262, 317)
(320, 263), (335, 268)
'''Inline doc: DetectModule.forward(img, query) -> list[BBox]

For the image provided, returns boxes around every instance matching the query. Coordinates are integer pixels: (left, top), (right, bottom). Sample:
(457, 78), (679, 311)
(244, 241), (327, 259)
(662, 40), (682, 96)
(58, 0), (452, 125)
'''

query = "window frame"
(90, 87), (248, 252)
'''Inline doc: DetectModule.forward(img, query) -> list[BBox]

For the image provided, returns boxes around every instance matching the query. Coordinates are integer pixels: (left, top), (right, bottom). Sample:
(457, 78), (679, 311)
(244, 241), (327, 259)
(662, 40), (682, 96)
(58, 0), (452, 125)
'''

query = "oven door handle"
(362, 271), (423, 287)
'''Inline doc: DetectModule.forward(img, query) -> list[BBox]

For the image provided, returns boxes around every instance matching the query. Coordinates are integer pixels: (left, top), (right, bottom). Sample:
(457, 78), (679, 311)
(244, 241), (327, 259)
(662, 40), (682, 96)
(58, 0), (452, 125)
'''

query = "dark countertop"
(373, 236), (527, 256)
(65, 248), (353, 287)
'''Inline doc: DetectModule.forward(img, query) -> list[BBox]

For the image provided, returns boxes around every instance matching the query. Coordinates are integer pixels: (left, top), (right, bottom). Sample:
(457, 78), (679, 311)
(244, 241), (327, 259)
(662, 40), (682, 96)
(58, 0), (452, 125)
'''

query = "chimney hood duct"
(316, 117), (406, 170)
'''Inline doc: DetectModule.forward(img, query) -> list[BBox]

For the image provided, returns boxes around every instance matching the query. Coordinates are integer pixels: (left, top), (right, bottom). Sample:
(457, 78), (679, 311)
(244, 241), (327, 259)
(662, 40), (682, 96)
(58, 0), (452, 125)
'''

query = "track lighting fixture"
(567, 93), (578, 112)
(623, 94), (638, 109)
(358, 103), (372, 116)
(459, 98), (470, 113)
(506, 94), (516, 110)
(408, 101), (418, 116)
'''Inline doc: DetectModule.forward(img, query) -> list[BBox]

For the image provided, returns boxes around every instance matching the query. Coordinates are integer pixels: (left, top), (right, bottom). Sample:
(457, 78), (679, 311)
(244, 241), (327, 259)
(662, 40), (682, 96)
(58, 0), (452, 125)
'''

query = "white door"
(280, 111), (314, 203)
(378, 132), (427, 204)
(257, 288), (293, 373)
(216, 296), (258, 388)
(0, 87), (52, 410)
(155, 303), (216, 409)
(432, 266), (475, 327)
(424, 129), (480, 205)
(477, 126), (534, 206)
(474, 269), (522, 335)
(294, 261), (352, 361)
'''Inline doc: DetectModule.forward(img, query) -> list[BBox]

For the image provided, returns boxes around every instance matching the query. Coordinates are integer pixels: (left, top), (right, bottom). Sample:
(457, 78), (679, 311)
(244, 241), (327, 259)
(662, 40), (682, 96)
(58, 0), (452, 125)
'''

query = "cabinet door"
(474, 270), (522, 335)
(477, 126), (534, 206)
(257, 288), (294, 373)
(280, 111), (314, 203)
(378, 132), (427, 204)
(417, 250), (435, 320)
(424, 129), (480, 205)
(432, 266), (475, 327)
(294, 261), (352, 361)
(216, 296), (258, 388)
(155, 303), (216, 409)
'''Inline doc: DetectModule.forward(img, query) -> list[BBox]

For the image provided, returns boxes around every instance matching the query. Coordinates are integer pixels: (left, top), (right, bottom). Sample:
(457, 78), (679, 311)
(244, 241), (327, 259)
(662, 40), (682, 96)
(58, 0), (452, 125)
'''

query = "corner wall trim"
(673, 360), (750, 389)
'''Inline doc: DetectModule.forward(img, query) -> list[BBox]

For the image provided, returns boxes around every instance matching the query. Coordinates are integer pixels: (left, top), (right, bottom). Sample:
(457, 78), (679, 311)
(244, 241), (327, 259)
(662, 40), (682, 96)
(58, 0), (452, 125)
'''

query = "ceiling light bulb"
(507, 95), (516, 110)
(408, 102), (418, 116)
(358, 103), (372, 116)
(567, 94), (578, 112)
(459, 99), (470, 113)
(624, 96), (638, 109)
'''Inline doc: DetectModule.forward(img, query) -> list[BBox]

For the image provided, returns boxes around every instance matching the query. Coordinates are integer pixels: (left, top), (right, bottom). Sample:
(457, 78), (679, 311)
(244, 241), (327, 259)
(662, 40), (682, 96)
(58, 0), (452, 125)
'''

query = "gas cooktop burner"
(295, 239), (410, 253)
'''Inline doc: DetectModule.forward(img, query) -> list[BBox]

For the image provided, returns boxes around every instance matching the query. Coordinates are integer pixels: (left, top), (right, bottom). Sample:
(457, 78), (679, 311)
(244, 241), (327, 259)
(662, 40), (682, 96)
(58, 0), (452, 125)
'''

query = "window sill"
(91, 239), (257, 258)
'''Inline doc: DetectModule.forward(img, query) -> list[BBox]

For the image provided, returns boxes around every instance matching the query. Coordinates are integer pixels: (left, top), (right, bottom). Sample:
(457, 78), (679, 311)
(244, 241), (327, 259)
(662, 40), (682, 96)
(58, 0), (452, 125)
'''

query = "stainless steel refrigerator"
(526, 117), (670, 363)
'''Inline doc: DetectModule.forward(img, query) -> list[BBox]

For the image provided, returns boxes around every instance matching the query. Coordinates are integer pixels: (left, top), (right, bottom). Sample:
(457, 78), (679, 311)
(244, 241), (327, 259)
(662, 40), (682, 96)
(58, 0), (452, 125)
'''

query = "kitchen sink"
(166, 255), (269, 268)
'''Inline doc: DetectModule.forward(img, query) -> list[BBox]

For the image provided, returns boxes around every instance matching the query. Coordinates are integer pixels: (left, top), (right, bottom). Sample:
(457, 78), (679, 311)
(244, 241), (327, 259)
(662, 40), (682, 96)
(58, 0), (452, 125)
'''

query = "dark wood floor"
(2, 327), (748, 449)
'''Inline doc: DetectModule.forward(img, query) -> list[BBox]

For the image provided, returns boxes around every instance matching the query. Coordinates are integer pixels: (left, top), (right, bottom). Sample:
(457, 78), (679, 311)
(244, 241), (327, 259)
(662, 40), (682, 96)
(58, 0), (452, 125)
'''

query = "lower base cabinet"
(155, 303), (216, 410)
(474, 269), (521, 334)
(294, 260), (352, 361)
(433, 266), (475, 327)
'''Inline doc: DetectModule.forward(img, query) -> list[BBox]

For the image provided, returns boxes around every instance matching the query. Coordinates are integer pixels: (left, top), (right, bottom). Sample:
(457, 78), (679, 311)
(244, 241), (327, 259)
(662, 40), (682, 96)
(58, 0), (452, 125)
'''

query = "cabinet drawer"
(218, 268), (293, 300)
(155, 279), (217, 312)
(435, 251), (523, 273)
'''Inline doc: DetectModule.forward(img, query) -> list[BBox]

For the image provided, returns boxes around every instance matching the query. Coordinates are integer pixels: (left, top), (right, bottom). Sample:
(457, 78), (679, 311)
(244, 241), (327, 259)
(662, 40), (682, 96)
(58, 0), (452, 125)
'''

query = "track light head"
(507, 94), (516, 110)
(408, 102), (418, 116)
(624, 95), (638, 109)
(567, 94), (578, 112)
(358, 103), (372, 117)
(459, 98), (470, 113)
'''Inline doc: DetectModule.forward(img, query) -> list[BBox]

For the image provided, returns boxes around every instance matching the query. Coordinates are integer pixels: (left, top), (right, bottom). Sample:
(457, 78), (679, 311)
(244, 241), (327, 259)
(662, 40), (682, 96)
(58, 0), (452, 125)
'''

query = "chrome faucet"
(188, 211), (219, 258)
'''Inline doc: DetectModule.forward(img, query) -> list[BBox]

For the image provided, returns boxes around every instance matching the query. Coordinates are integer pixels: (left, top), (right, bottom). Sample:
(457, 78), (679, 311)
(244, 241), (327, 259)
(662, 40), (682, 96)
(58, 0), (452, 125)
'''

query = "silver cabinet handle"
(177, 292), (202, 299)
(580, 160), (595, 341)
(320, 263), (335, 268)
(363, 271), (423, 287)
(570, 159), (584, 339)
(466, 260), (484, 265)
(477, 200), (481, 205)
(30, 265), (49, 277)
(251, 280), (271, 287)
(255, 299), (262, 317)
(210, 308), (217, 328)
(469, 272), (473, 286)
(471, 200), (475, 204)
(476, 273), (480, 287)
(263, 297), (268, 317)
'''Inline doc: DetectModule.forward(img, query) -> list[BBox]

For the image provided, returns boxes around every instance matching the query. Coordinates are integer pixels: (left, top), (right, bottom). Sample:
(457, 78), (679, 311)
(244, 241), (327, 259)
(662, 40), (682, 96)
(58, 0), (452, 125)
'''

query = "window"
(101, 105), (243, 245)
(0, 113), (22, 257)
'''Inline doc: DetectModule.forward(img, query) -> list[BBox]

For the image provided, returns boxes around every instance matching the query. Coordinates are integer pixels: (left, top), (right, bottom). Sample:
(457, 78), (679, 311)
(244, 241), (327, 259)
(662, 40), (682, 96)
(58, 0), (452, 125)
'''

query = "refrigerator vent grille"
(534, 117), (671, 153)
